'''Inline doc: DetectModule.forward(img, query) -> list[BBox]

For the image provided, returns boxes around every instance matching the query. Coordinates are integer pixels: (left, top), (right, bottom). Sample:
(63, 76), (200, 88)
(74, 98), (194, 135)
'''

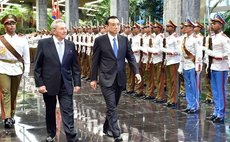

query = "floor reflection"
(0, 77), (230, 142)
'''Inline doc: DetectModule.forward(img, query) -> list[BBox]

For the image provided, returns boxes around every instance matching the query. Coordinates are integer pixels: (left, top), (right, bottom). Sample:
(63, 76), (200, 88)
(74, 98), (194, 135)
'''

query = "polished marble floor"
(0, 76), (230, 142)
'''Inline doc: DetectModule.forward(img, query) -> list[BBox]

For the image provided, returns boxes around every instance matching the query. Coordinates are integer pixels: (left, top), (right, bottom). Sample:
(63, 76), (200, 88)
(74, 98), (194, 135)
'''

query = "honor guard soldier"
(149, 21), (164, 103)
(0, 14), (30, 128)
(160, 20), (180, 107)
(178, 19), (203, 114)
(202, 25), (213, 104)
(194, 21), (204, 41)
(177, 23), (186, 97)
(121, 24), (134, 94)
(85, 26), (94, 81)
(141, 22), (155, 100)
(203, 14), (230, 123)
(81, 26), (88, 79)
(193, 21), (204, 102)
(131, 23), (142, 96)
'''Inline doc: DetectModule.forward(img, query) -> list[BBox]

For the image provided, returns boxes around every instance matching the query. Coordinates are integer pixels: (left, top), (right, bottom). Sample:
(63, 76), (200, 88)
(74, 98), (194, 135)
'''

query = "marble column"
(65, 0), (79, 29)
(110, 0), (129, 24)
(181, 0), (200, 21)
(163, 0), (182, 26)
(163, 0), (201, 27)
(36, 0), (47, 30)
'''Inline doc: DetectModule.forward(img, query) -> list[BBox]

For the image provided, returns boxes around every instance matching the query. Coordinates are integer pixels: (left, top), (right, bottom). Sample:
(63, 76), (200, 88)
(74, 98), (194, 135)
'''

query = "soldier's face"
(211, 21), (222, 32)
(124, 27), (131, 34)
(184, 26), (192, 33)
(4, 21), (16, 34)
(107, 18), (120, 35)
(194, 27), (201, 33)
(53, 22), (67, 40)
(166, 26), (173, 33)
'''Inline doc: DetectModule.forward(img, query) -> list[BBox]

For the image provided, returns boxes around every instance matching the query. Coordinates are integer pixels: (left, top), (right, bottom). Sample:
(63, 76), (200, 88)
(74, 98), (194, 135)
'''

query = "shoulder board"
(173, 33), (178, 37)
(18, 33), (25, 37)
(221, 33), (227, 37)
(160, 34), (163, 38)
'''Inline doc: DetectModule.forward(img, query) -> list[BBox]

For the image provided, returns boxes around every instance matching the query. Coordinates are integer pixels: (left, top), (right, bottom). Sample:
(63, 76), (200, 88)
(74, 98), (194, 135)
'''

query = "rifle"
(139, 37), (143, 64)
(90, 36), (93, 56)
(76, 35), (79, 52)
(146, 38), (152, 70)
(207, 37), (212, 79)
(80, 36), (83, 58)
(158, 37), (166, 100)
(202, 37), (206, 58)
(161, 37), (166, 70)
(84, 36), (88, 59)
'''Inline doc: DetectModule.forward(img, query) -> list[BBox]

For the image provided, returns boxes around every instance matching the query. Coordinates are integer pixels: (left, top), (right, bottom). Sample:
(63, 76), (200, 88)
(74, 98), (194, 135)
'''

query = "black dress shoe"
(206, 115), (217, 121)
(171, 103), (177, 109)
(144, 96), (155, 100)
(213, 117), (224, 123)
(134, 93), (143, 97)
(46, 136), (56, 142)
(11, 118), (15, 124)
(182, 108), (191, 113)
(187, 109), (197, 114)
(140, 95), (147, 99)
(156, 99), (165, 104)
(104, 130), (113, 137)
(4, 118), (13, 129)
(206, 99), (213, 104)
(114, 136), (123, 142)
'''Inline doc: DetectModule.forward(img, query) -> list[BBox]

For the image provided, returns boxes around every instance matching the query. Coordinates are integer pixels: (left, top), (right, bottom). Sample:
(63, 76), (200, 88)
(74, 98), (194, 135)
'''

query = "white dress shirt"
(108, 33), (119, 51)
(53, 36), (65, 63)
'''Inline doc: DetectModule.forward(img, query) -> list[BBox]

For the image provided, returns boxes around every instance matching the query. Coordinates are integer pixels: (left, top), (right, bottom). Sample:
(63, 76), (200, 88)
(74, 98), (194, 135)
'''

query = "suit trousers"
(43, 80), (77, 142)
(0, 74), (21, 120)
(101, 77), (123, 138)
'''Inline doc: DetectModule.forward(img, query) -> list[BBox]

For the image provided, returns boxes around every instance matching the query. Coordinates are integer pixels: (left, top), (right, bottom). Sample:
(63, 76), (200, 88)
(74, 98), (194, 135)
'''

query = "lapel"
(117, 35), (122, 58)
(62, 39), (70, 63)
(49, 37), (61, 64)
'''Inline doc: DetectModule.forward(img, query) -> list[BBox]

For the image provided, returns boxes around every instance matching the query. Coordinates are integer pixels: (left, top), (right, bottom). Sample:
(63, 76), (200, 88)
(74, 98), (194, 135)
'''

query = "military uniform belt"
(213, 57), (228, 60)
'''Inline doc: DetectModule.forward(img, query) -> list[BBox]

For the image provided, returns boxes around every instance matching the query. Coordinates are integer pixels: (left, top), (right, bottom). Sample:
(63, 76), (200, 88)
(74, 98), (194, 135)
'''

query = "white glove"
(177, 68), (183, 74)
(177, 64), (183, 74)
(23, 72), (29, 79)
(202, 46), (207, 51)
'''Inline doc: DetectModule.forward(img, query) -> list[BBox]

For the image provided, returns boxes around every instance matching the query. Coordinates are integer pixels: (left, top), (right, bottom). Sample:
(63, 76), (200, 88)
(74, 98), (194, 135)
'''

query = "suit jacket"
(34, 37), (81, 95)
(91, 34), (139, 87)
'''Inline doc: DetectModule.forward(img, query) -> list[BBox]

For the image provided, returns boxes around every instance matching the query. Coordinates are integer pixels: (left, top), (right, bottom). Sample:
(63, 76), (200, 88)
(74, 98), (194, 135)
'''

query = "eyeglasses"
(5, 22), (16, 25)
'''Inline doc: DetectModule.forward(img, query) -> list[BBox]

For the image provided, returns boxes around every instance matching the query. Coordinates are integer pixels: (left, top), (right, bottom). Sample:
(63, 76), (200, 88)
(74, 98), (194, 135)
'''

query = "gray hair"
(50, 19), (65, 30)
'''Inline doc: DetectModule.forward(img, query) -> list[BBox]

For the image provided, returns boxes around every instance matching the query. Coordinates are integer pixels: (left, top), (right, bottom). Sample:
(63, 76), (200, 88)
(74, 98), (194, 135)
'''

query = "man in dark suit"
(34, 19), (81, 142)
(90, 16), (141, 142)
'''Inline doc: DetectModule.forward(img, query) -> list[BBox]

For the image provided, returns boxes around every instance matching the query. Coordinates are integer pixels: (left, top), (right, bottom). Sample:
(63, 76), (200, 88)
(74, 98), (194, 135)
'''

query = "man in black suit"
(34, 19), (81, 142)
(90, 16), (141, 142)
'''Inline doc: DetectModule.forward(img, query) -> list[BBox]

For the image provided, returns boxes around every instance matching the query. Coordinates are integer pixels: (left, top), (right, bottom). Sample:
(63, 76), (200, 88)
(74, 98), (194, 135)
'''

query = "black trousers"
(43, 82), (77, 142)
(100, 78), (123, 138)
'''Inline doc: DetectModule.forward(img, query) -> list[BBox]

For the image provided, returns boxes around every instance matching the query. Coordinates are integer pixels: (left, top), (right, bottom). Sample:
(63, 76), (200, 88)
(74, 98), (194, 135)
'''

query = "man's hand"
(90, 81), (97, 90)
(135, 74), (142, 84)
(38, 86), (48, 94)
(74, 86), (80, 93)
